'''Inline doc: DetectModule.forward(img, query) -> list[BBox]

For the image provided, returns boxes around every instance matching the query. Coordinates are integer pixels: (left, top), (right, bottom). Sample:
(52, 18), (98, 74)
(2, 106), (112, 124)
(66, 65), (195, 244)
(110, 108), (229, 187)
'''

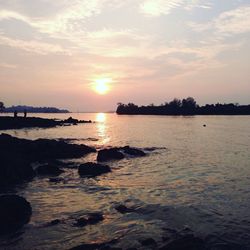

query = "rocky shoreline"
(0, 116), (92, 130)
(0, 133), (248, 250)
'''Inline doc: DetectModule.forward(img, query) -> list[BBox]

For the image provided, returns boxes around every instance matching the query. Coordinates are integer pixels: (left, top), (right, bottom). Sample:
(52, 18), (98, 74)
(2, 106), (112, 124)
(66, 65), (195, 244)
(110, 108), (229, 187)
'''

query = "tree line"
(116, 97), (250, 115)
(0, 102), (69, 113)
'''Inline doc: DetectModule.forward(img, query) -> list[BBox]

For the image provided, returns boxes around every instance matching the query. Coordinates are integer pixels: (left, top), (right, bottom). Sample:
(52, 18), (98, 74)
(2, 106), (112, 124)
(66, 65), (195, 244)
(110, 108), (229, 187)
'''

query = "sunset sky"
(0, 0), (250, 111)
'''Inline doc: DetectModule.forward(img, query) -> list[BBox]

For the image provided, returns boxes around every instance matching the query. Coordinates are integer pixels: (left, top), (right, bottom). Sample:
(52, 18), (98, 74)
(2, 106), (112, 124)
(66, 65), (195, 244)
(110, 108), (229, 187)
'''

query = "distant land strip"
(3, 105), (69, 113)
(116, 97), (250, 115)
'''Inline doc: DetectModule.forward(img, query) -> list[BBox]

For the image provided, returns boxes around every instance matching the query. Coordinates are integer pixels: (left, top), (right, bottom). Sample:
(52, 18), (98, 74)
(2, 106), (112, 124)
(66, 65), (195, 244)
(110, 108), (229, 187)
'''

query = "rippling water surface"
(1, 113), (250, 249)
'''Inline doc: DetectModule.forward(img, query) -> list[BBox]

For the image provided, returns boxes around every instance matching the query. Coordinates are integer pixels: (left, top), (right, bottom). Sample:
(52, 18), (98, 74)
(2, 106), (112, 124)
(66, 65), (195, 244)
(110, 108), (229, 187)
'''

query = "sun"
(93, 78), (112, 95)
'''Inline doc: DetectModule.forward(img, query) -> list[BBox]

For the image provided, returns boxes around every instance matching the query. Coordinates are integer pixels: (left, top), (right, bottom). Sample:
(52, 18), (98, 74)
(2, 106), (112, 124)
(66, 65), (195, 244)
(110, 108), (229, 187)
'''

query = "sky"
(0, 0), (250, 112)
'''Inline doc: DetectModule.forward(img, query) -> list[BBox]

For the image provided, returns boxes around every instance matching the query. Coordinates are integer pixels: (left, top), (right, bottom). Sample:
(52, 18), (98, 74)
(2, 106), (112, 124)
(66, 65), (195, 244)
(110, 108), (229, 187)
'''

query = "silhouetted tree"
(169, 98), (182, 109)
(0, 102), (5, 112)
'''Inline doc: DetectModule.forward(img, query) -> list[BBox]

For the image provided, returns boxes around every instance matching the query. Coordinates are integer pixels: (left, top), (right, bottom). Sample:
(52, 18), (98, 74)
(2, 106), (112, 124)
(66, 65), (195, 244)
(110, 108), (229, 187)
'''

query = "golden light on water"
(95, 113), (110, 145)
(93, 78), (112, 95)
(96, 112), (106, 123)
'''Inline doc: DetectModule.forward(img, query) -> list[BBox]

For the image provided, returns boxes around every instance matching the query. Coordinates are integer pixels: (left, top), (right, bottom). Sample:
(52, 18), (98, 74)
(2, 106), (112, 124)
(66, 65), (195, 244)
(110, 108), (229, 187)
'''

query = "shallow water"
(1, 113), (250, 249)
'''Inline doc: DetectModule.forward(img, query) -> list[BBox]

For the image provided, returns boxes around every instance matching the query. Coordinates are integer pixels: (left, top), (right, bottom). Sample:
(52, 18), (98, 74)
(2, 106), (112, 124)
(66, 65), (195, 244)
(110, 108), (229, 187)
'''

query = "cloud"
(140, 0), (184, 16)
(139, 0), (211, 16)
(0, 62), (17, 69)
(190, 5), (250, 36)
(0, 35), (68, 55)
(215, 5), (250, 35)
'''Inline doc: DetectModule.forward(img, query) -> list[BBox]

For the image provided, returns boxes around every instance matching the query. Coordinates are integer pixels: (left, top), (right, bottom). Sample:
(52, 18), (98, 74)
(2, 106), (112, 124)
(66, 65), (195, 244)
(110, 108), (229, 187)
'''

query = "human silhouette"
(24, 110), (27, 118)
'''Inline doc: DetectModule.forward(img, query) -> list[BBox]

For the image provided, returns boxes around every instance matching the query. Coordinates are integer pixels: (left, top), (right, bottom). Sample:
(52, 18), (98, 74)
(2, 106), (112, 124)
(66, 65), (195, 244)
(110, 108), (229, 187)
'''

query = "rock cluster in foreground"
(0, 195), (32, 235)
(0, 133), (96, 186)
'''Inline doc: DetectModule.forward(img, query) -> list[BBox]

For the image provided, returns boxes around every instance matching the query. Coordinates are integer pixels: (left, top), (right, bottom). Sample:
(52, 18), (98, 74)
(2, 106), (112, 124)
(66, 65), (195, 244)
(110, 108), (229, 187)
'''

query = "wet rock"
(70, 243), (106, 250)
(0, 195), (32, 234)
(36, 164), (64, 176)
(0, 116), (59, 130)
(0, 133), (96, 162)
(31, 138), (96, 160)
(0, 133), (96, 186)
(70, 243), (121, 250)
(0, 152), (35, 186)
(97, 148), (124, 162)
(121, 146), (146, 157)
(49, 177), (64, 183)
(74, 213), (104, 227)
(209, 243), (246, 250)
(115, 204), (135, 214)
(70, 238), (120, 250)
(139, 238), (157, 246)
(45, 219), (61, 227)
(78, 162), (111, 177)
(159, 235), (206, 250)
(63, 117), (92, 124)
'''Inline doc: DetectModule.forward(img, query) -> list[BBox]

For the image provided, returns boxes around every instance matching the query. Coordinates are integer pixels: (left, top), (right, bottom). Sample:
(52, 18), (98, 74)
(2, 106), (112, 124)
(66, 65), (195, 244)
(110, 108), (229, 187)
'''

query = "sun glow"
(93, 78), (112, 95)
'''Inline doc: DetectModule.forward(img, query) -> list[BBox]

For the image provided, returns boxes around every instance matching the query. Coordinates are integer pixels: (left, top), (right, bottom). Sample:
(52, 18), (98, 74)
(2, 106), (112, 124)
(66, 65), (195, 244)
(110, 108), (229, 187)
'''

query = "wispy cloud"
(0, 35), (68, 55)
(190, 5), (250, 36)
(139, 0), (212, 16)
(0, 62), (17, 69)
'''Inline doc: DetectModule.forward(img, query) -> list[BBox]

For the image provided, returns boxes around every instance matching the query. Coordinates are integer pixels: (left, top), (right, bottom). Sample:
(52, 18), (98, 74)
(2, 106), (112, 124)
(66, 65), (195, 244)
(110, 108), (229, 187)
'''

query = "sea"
(1, 113), (250, 249)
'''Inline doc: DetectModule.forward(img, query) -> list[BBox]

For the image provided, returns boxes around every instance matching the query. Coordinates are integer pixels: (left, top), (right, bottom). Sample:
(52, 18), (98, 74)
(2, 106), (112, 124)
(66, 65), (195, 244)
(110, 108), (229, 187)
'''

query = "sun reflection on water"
(96, 113), (110, 145)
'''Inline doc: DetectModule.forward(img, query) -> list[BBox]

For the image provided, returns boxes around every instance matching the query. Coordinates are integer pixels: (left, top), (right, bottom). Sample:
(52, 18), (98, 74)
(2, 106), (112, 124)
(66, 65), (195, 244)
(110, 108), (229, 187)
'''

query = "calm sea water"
(1, 113), (250, 249)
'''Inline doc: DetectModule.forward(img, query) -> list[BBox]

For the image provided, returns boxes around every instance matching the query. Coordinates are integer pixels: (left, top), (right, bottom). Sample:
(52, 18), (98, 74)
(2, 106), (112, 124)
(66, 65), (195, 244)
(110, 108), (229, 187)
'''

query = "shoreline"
(0, 116), (92, 130)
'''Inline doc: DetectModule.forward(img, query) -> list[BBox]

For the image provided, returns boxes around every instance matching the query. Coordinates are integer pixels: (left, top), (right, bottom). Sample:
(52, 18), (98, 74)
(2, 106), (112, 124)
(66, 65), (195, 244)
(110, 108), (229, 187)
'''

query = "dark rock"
(74, 213), (104, 227)
(78, 162), (111, 177)
(121, 146), (146, 156)
(46, 219), (61, 226)
(209, 243), (246, 250)
(139, 238), (157, 246)
(70, 238), (120, 250)
(0, 116), (59, 130)
(49, 177), (64, 183)
(97, 148), (124, 162)
(0, 151), (35, 186)
(159, 235), (206, 250)
(36, 164), (64, 176)
(70, 243), (105, 250)
(31, 138), (96, 160)
(0, 133), (96, 186)
(0, 133), (96, 162)
(0, 195), (32, 234)
(115, 204), (135, 214)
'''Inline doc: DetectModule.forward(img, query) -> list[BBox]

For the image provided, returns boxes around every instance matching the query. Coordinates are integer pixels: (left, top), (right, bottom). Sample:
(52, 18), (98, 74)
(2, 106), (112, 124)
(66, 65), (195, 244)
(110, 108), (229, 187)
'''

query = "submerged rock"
(45, 219), (61, 227)
(78, 162), (111, 177)
(159, 235), (206, 250)
(36, 164), (64, 176)
(74, 213), (104, 227)
(115, 204), (135, 214)
(97, 148), (125, 162)
(97, 146), (146, 162)
(0, 195), (32, 234)
(120, 146), (146, 157)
